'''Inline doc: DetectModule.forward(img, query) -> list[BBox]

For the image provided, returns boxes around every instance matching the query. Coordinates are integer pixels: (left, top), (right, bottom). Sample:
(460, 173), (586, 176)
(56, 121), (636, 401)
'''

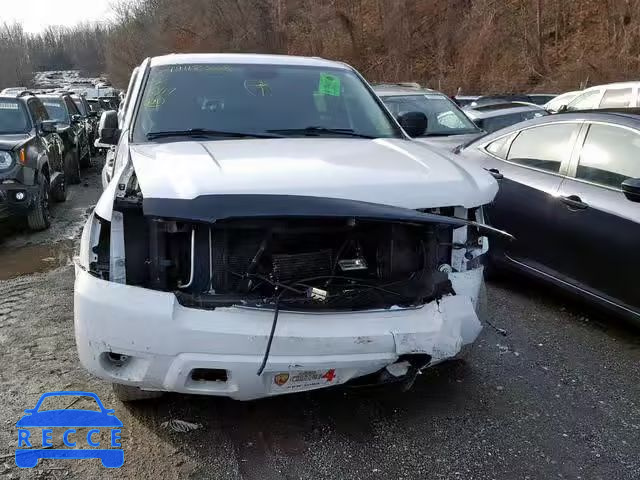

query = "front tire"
(27, 177), (51, 231)
(112, 383), (164, 402)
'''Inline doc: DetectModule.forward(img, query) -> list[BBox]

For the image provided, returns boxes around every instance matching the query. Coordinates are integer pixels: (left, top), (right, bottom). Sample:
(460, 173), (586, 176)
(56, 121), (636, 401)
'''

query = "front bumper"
(0, 183), (38, 219)
(74, 266), (483, 401)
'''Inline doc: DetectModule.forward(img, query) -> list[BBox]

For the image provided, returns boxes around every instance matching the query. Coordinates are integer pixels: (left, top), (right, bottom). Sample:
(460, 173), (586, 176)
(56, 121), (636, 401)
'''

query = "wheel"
(65, 150), (81, 184)
(51, 173), (67, 203)
(27, 176), (51, 231)
(112, 383), (164, 402)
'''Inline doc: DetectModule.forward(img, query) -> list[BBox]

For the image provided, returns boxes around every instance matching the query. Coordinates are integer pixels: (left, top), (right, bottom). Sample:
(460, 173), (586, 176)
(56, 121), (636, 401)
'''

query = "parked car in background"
(453, 95), (480, 107)
(77, 53), (507, 402)
(464, 102), (549, 133)
(1, 87), (29, 95)
(70, 93), (99, 157)
(527, 94), (558, 105)
(0, 91), (68, 230)
(375, 84), (484, 150)
(565, 82), (640, 111)
(470, 93), (557, 108)
(38, 92), (91, 177)
(456, 112), (640, 323)
(544, 90), (581, 112)
(87, 98), (103, 115)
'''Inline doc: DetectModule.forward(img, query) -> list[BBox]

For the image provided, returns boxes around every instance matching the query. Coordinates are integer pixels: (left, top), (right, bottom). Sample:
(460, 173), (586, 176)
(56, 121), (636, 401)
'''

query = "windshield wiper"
(146, 128), (282, 140)
(267, 127), (376, 139)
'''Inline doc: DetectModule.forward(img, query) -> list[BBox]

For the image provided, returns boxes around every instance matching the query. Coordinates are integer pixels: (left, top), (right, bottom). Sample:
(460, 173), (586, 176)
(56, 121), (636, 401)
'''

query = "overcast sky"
(2, 0), (115, 33)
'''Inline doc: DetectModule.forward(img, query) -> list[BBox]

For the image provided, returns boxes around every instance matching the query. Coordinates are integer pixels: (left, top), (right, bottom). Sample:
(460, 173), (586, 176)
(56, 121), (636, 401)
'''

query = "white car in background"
(564, 82), (640, 111)
(76, 53), (509, 402)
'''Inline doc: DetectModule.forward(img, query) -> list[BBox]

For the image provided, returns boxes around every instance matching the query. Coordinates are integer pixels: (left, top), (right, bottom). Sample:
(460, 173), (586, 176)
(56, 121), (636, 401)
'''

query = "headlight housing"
(0, 151), (14, 170)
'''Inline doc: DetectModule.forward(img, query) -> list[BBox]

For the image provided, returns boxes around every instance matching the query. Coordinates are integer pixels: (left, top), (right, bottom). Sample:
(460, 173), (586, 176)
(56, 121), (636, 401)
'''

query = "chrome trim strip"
(504, 254), (639, 316)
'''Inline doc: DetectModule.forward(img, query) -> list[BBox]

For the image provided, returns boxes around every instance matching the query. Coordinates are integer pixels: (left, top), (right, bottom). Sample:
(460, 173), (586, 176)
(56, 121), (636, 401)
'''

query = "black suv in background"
(0, 91), (67, 230)
(38, 92), (91, 180)
(70, 93), (98, 156)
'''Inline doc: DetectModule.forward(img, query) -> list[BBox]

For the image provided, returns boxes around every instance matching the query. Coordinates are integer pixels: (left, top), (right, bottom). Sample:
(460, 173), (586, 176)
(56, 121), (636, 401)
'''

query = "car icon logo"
(15, 391), (124, 468)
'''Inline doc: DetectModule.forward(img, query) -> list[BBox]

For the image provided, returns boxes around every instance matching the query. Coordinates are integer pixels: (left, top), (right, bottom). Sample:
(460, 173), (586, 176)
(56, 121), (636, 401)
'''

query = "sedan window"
(485, 132), (516, 159)
(577, 124), (640, 188)
(507, 124), (577, 173)
(599, 88), (634, 108)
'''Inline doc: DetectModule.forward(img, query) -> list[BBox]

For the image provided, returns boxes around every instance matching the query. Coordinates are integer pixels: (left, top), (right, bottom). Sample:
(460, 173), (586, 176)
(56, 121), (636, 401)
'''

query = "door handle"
(560, 195), (589, 210)
(484, 168), (504, 180)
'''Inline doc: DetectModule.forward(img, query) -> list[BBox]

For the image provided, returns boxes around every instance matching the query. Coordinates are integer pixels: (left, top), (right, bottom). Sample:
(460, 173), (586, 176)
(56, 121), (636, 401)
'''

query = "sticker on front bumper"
(271, 369), (339, 392)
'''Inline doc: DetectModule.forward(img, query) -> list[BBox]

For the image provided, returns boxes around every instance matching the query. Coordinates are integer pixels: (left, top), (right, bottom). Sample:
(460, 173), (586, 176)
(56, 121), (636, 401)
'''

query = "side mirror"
(71, 114), (82, 123)
(621, 178), (640, 203)
(97, 110), (120, 146)
(40, 120), (57, 134)
(397, 111), (428, 138)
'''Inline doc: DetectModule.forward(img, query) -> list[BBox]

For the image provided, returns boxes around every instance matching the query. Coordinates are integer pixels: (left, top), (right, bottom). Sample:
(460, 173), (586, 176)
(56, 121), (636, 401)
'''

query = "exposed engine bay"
(115, 216), (461, 311)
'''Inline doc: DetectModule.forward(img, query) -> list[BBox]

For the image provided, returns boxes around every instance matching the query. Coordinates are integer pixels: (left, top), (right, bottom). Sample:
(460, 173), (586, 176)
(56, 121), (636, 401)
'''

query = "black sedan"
(456, 112), (640, 323)
(463, 102), (549, 134)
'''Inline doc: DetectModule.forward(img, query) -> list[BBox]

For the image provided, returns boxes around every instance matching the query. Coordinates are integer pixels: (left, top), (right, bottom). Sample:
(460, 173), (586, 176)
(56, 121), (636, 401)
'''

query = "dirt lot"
(0, 157), (639, 480)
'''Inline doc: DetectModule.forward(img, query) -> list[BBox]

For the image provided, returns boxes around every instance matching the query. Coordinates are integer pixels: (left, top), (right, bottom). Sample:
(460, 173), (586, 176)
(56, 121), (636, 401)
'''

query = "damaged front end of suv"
(75, 54), (508, 401)
(77, 178), (507, 400)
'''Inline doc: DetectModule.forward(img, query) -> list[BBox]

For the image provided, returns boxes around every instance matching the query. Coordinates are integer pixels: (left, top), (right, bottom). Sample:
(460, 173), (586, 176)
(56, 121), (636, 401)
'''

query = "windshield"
(41, 99), (68, 123)
(0, 100), (30, 133)
(380, 94), (479, 135)
(132, 64), (401, 142)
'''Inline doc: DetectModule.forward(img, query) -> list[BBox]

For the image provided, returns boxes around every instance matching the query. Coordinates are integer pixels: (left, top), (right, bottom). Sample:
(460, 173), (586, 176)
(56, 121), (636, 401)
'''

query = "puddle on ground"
(0, 240), (76, 280)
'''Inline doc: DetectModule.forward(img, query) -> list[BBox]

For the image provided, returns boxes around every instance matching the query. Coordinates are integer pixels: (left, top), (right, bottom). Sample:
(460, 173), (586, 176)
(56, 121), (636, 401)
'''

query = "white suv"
(76, 53), (506, 401)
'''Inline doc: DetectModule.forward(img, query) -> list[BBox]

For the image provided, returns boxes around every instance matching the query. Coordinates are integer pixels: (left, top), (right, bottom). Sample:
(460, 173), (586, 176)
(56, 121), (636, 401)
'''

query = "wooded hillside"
(2, 0), (640, 94)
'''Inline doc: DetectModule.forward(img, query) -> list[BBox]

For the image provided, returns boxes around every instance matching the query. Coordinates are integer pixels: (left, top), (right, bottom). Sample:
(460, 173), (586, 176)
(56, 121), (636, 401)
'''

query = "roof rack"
(0, 88), (35, 98)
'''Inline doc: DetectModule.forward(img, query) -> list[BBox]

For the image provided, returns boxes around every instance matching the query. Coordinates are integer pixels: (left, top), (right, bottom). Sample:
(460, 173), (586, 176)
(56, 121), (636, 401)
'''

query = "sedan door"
(555, 122), (640, 315)
(469, 122), (581, 274)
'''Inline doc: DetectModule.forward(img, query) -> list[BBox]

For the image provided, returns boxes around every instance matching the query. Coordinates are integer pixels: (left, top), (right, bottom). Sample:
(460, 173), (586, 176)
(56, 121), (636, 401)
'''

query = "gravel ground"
(0, 158), (638, 480)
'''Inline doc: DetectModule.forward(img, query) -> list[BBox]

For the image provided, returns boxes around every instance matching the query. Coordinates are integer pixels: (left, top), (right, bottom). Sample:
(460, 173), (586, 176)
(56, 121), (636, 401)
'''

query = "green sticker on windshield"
(318, 73), (341, 96)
